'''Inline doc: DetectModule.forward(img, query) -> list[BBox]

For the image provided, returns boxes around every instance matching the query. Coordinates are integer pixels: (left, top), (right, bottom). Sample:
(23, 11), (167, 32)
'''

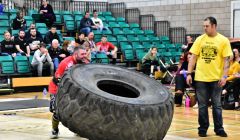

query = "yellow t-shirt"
(227, 61), (240, 81)
(190, 33), (233, 82)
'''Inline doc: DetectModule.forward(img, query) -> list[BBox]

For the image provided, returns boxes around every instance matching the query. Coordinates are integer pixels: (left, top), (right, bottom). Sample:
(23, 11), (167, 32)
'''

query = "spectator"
(59, 40), (70, 62)
(25, 23), (43, 40)
(79, 11), (97, 36)
(87, 32), (97, 50)
(48, 39), (61, 70)
(15, 30), (30, 57)
(222, 48), (240, 110)
(44, 26), (60, 45)
(91, 10), (107, 31)
(31, 43), (54, 77)
(39, 0), (56, 28)
(96, 35), (118, 64)
(187, 17), (232, 137)
(12, 11), (26, 30)
(75, 32), (85, 47)
(82, 40), (92, 62)
(27, 28), (43, 54)
(67, 41), (76, 55)
(175, 52), (194, 107)
(141, 47), (162, 77)
(0, 31), (16, 57)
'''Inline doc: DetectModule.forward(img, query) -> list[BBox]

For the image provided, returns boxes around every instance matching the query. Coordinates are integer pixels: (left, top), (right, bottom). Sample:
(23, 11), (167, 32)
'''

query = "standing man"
(187, 17), (232, 137)
(48, 46), (90, 139)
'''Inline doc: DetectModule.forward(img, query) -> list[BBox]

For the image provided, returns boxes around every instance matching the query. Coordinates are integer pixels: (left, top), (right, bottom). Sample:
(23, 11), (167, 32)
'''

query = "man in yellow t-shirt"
(187, 17), (233, 137)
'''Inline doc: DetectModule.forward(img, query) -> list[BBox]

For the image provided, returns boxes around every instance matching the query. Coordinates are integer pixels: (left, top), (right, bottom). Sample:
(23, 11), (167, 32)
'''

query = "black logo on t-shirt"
(201, 42), (218, 64)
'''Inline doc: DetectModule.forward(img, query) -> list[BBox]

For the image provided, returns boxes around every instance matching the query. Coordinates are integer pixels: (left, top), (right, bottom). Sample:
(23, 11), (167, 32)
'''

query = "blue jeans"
(53, 58), (59, 70)
(80, 27), (91, 36)
(195, 81), (224, 133)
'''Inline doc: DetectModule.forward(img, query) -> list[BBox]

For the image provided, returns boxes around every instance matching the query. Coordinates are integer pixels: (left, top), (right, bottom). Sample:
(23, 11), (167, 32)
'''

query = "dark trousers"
(196, 81), (224, 133)
(224, 78), (240, 102)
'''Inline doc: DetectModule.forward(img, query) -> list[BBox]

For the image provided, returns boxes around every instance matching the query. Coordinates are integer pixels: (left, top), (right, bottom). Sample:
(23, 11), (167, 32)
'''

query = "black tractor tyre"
(56, 64), (174, 140)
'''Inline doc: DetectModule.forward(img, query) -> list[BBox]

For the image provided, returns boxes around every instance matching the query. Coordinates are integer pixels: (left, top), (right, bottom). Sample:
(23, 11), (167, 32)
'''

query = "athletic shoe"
(50, 129), (59, 139)
(216, 130), (228, 137)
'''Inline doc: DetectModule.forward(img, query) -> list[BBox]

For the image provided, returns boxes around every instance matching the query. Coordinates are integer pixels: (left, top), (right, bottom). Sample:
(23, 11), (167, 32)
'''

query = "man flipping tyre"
(48, 46), (90, 139)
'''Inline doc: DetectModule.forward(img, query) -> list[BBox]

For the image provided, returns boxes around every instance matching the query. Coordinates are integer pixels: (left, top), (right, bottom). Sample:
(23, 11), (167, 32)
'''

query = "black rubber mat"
(0, 99), (49, 111)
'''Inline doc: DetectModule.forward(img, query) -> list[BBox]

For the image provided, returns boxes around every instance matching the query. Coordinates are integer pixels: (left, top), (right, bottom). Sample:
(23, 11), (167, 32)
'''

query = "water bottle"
(185, 96), (190, 107)
(43, 88), (48, 99)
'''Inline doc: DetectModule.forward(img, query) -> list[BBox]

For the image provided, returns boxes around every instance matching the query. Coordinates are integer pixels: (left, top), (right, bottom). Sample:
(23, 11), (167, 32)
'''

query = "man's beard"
(19, 36), (24, 39)
(31, 35), (36, 38)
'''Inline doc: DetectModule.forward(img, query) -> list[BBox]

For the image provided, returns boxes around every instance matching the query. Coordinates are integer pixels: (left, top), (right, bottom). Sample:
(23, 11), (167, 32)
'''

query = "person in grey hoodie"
(31, 43), (54, 76)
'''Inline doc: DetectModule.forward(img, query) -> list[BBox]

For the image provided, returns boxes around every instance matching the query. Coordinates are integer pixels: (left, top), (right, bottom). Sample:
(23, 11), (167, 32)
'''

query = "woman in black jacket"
(12, 11), (26, 30)
(39, 0), (56, 28)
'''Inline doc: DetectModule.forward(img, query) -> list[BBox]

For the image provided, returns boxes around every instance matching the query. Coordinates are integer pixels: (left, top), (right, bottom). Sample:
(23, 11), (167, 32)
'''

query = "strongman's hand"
(218, 77), (227, 87)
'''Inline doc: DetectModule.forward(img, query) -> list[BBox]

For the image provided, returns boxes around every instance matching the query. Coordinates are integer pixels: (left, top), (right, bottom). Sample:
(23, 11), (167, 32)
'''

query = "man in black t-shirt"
(15, 30), (30, 57)
(25, 23), (43, 40)
(0, 31), (16, 57)
(27, 28), (43, 55)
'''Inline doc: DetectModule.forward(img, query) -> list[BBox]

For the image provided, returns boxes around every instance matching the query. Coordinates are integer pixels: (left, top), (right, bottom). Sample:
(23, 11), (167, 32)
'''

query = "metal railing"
(125, 8), (140, 24)
(140, 14), (155, 31)
(169, 27), (186, 44)
(154, 21), (170, 37)
(109, 2), (126, 18)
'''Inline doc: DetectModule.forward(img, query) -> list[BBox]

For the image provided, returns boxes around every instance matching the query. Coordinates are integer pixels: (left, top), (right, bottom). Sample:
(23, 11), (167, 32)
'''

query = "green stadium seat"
(0, 56), (14, 74)
(55, 15), (62, 24)
(0, 36), (4, 42)
(116, 17), (125, 22)
(131, 42), (141, 46)
(109, 22), (120, 29)
(148, 36), (160, 42)
(38, 28), (49, 38)
(113, 28), (124, 35)
(0, 14), (9, 20)
(139, 36), (150, 43)
(124, 49), (134, 61)
(36, 23), (47, 29)
(102, 11), (112, 17)
(61, 10), (72, 16)
(127, 36), (140, 43)
(136, 51), (147, 60)
(96, 53), (109, 64)
(14, 56), (30, 74)
(129, 23), (140, 29)
(117, 36), (128, 44)
(123, 28), (135, 35)
(136, 34), (145, 38)
(160, 36), (171, 44)
(53, 10), (61, 15)
(102, 30), (112, 35)
(105, 16), (116, 22)
(65, 22), (75, 31)
(28, 9), (38, 16)
(11, 30), (19, 36)
(63, 15), (74, 21)
(63, 37), (75, 41)
(120, 42), (130, 47)
(133, 44), (144, 50)
(144, 30), (154, 35)
(0, 20), (9, 27)
(134, 29), (144, 35)
(121, 44), (132, 51)
(72, 11), (82, 16)
(93, 30), (102, 35)
(24, 16), (33, 22)
(118, 22), (129, 29)
(74, 15), (83, 21)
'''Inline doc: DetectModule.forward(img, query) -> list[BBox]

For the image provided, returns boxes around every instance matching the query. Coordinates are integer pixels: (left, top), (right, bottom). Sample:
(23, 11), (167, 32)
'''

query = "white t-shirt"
(91, 17), (103, 28)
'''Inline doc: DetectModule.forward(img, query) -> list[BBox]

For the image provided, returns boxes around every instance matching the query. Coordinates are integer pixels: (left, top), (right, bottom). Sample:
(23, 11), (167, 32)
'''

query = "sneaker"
(198, 131), (207, 137)
(149, 74), (154, 78)
(235, 106), (240, 111)
(216, 130), (228, 137)
(222, 89), (227, 95)
(50, 129), (59, 139)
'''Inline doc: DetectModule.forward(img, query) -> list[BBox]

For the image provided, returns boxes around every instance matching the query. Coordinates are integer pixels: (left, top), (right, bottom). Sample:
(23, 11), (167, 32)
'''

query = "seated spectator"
(15, 30), (30, 57)
(25, 23), (43, 40)
(27, 28), (43, 54)
(82, 40), (92, 62)
(44, 26), (60, 45)
(67, 41), (76, 54)
(79, 11), (97, 36)
(96, 35), (118, 64)
(59, 40), (70, 62)
(91, 10), (107, 31)
(75, 32), (85, 47)
(31, 43), (54, 76)
(222, 48), (240, 110)
(39, 0), (56, 28)
(182, 35), (193, 51)
(174, 52), (195, 107)
(141, 47), (162, 77)
(12, 11), (26, 30)
(87, 32), (97, 50)
(0, 31), (16, 57)
(48, 39), (61, 70)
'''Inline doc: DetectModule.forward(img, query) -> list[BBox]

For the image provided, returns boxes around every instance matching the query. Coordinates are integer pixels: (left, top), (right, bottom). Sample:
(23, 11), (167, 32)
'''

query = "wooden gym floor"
(0, 92), (240, 140)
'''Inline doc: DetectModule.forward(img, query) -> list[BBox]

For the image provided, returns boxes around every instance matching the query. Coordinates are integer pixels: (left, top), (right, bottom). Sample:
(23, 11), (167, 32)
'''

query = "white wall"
(108, 0), (226, 8)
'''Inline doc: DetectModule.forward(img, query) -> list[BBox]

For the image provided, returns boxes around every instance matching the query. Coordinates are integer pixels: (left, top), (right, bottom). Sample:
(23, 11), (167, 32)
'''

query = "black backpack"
(221, 91), (235, 110)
